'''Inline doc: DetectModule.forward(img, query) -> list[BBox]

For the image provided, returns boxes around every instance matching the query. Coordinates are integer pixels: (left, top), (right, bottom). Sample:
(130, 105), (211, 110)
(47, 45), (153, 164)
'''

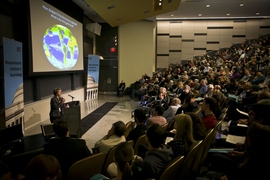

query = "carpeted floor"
(81, 102), (118, 135)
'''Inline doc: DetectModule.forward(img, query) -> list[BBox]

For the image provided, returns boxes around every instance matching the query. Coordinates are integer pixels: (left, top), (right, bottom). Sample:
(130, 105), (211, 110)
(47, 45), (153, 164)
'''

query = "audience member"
(205, 84), (214, 97)
(146, 105), (167, 127)
(179, 85), (192, 103)
(94, 121), (126, 154)
(126, 109), (147, 144)
(23, 154), (60, 180)
(186, 112), (207, 140)
(259, 68), (270, 88)
(162, 98), (181, 123)
(167, 114), (196, 157)
(112, 142), (134, 180)
(251, 70), (265, 85)
(117, 80), (126, 97)
(201, 97), (218, 130)
(44, 120), (91, 179)
(134, 124), (174, 179)
(130, 83), (148, 100)
(199, 79), (208, 97)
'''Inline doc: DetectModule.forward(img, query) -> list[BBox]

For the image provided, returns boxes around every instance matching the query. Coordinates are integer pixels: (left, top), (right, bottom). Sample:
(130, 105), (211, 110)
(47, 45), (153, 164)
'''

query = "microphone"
(68, 94), (75, 98)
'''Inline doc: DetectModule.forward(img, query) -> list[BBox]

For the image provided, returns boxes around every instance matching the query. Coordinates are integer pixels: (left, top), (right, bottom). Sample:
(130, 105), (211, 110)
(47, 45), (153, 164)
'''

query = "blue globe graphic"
(43, 24), (79, 70)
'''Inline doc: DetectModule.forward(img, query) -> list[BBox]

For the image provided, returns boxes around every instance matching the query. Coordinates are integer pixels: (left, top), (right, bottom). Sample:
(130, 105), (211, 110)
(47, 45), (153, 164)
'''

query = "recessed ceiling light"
(206, 5), (210, 8)
(256, 13), (260, 15)
(159, 2), (162, 6)
(171, 14), (174, 16)
(198, 14), (202, 16)
(227, 13), (230, 16)
(240, 4), (244, 7)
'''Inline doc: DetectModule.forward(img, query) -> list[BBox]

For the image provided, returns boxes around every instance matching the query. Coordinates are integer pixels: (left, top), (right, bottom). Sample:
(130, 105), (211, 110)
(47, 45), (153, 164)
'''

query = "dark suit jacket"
(44, 137), (91, 179)
(49, 96), (63, 118)
(126, 124), (147, 144)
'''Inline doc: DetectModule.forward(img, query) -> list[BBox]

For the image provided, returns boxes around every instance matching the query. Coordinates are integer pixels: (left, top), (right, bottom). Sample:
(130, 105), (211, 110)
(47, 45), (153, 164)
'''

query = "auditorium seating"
(134, 134), (147, 155)
(101, 140), (134, 176)
(124, 121), (134, 138)
(68, 153), (105, 180)
(159, 156), (185, 180)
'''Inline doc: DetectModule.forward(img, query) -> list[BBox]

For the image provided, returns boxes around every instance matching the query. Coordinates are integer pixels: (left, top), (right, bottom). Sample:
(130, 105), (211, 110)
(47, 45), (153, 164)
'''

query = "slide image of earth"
(43, 24), (79, 70)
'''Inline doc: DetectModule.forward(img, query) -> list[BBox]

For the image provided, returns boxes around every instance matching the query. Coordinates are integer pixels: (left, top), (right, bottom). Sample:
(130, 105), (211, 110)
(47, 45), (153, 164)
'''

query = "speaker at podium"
(62, 101), (81, 138)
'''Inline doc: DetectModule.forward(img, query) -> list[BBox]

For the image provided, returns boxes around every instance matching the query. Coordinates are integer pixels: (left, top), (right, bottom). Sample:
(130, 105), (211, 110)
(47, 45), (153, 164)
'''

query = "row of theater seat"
(64, 107), (227, 180)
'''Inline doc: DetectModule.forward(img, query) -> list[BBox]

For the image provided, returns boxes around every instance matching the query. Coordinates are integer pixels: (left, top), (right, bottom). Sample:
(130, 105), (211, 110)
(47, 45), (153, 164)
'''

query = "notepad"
(237, 124), (248, 127)
(226, 134), (246, 144)
(165, 137), (173, 145)
(236, 108), (249, 117)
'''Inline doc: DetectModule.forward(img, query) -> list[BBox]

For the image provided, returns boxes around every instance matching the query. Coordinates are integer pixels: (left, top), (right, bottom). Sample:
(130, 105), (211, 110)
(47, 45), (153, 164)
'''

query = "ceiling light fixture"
(206, 5), (210, 8)
(227, 13), (230, 16)
(159, 2), (162, 5)
(240, 4), (244, 7)
(256, 13), (260, 15)
(198, 14), (202, 16)
(171, 14), (174, 16)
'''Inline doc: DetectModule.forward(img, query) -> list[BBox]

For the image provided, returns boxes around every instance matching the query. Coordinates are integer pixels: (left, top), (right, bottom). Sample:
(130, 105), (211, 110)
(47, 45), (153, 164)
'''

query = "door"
(98, 60), (118, 94)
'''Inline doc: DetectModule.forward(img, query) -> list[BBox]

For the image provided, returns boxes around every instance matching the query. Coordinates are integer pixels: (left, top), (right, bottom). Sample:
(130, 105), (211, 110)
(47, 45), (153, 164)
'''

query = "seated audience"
(201, 97), (219, 130)
(167, 114), (196, 157)
(175, 95), (200, 115)
(94, 121), (126, 154)
(251, 70), (265, 85)
(193, 79), (200, 90)
(212, 122), (270, 180)
(230, 67), (240, 79)
(112, 142), (134, 180)
(130, 83), (148, 100)
(186, 112), (207, 140)
(179, 85), (192, 103)
(134, 124), (174, 179)
(174, 82), (184, 96)
(199, 79), (208, 97)
(126, 109), (147, 144)
(162, 98), (181, 123)
(44, 120), (91, 179)
(241, 69), (252, 82)
(259, 68), (270, 88)
(23, 154), (60, 180)
(117, 80), (126, 97)
(229, 122), (270, 180)
(146, 105), (167, 127)
(204, 84), (214, 97)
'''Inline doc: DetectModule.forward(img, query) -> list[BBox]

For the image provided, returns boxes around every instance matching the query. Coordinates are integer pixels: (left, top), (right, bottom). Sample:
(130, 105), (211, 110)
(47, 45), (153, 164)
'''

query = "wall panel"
(156, 19), (270, 68)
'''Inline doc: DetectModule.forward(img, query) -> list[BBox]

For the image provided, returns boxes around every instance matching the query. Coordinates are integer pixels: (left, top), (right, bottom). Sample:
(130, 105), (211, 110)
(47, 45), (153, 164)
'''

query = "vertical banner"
(3, 37), (24, 128)
(86, 55), (100, 100)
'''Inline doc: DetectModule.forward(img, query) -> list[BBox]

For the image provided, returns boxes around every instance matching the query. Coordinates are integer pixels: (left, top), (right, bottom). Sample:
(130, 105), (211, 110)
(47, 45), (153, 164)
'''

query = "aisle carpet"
(81, 102), (118, 135)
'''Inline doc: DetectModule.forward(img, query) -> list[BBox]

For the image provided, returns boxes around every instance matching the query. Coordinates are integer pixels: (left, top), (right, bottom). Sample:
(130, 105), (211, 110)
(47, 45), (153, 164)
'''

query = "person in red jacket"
(201, 97), (218, 129)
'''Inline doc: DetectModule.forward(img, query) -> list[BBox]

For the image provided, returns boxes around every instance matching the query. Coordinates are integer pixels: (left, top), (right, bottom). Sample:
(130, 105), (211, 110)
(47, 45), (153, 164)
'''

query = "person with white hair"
(162, 98), (181, 123)
(203, 63), (212, 73)
(205, 84), (214, 97)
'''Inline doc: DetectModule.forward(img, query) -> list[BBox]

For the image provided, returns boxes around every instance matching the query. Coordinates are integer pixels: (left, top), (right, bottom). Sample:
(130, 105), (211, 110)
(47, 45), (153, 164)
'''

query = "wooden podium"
(62, 101), (81, 138)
